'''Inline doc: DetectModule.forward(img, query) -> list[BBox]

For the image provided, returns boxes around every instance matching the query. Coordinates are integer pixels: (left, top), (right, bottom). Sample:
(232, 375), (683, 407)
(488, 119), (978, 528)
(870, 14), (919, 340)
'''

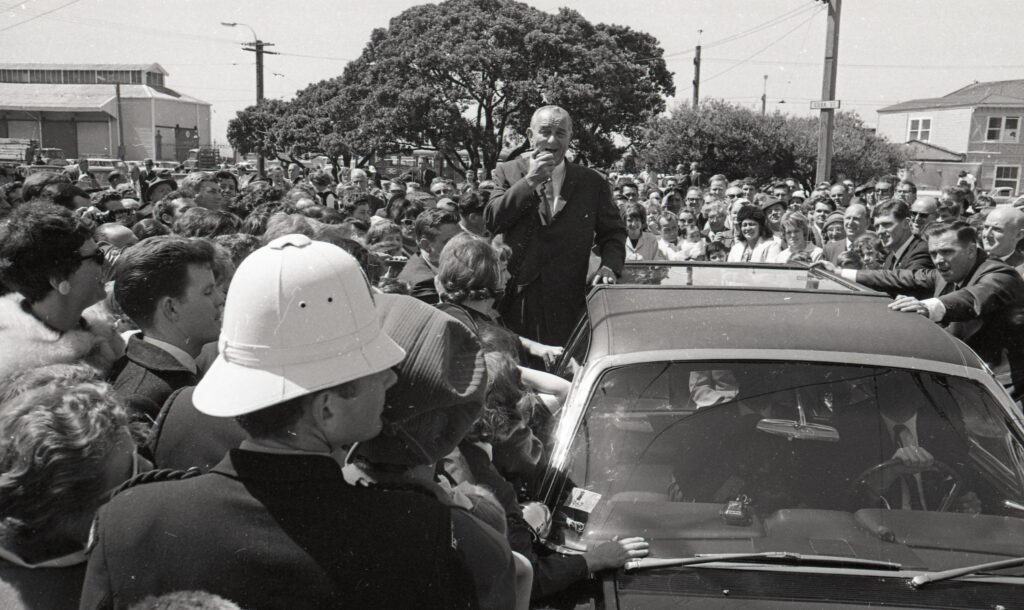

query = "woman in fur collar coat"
(0, 202), (124, 379)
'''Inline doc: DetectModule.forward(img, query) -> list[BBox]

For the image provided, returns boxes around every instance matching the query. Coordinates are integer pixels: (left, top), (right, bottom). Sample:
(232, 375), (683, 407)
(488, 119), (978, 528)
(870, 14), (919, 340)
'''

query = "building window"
(994, 166), (1020, 192)
(986, 116), (1021, 142)
(908, 118), (931, 142)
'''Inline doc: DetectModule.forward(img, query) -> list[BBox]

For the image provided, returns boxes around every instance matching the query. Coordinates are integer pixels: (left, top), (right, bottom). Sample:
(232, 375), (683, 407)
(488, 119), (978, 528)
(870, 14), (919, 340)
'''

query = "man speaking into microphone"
(486, 105), (626, 348)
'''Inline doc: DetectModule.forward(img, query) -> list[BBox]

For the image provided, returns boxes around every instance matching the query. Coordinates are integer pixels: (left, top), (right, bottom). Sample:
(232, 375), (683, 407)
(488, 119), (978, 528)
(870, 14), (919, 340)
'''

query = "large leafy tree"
(335, 0), (673, 172)
(227, 85), (356, 175)
(226, 98), (290, 161)
(644, 100), (907, 187)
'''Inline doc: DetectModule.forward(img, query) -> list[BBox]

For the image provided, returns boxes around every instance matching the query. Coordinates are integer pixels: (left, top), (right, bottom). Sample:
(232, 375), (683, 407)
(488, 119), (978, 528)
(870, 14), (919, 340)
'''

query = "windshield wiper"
(911, 557), (1024, 588)
(625, 552), (902, 572)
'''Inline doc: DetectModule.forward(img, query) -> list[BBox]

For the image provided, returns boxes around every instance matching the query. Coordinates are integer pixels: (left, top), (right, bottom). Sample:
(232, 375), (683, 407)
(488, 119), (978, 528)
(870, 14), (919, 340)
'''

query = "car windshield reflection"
(619, 261), (866, 293)
(542, 361), (1024, 573)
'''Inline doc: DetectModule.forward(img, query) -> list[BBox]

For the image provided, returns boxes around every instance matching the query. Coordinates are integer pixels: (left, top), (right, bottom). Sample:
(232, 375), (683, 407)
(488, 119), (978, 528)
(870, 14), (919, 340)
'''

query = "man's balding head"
(94, 223), (138, 249)
(982, 206), (1024, 258)
(528, 105), (573, 166)
(843, 203), (868, 239)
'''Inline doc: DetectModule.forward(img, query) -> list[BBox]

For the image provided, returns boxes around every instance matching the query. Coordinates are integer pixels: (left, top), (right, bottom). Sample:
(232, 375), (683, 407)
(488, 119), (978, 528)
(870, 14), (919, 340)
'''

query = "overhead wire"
(702, 4), (825, 85)
(703, 57), (1024, 70)
(652, 2), (818, 66)
(0, 0), (82, 34)
(701, 2), (820, 50)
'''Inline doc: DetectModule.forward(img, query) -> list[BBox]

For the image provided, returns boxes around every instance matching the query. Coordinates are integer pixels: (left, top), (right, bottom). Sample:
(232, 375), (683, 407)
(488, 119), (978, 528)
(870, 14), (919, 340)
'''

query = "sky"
(1, 0), (1022, 149)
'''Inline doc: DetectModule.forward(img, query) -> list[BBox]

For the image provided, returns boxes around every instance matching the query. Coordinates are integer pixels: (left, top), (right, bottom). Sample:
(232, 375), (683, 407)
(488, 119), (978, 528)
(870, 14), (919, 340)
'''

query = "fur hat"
(357, 294), (486, 467)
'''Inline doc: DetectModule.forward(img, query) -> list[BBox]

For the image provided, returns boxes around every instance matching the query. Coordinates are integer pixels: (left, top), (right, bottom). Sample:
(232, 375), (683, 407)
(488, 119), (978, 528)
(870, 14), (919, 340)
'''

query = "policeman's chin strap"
(345, 420), (435, 468)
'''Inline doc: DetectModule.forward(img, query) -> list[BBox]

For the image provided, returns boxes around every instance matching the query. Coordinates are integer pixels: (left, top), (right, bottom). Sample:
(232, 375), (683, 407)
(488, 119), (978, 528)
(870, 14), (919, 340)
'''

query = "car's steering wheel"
(849, 458), (963, 512)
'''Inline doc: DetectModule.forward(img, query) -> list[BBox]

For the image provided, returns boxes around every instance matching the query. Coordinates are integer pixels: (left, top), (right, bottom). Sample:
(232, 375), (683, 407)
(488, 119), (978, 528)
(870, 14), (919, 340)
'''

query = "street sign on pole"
(810, 100), (841, 110)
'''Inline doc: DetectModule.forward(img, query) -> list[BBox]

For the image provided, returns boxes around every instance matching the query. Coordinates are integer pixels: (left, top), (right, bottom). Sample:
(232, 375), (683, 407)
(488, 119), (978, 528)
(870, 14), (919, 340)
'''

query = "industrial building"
(0, 63), (211, 162)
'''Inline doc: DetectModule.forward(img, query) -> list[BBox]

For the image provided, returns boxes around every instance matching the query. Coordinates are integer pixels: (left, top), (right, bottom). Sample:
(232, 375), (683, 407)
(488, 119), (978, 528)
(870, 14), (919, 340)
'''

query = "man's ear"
(310, 391), (335, 428)
(417, 237), (431, 254)
(158, 295), (178, 322)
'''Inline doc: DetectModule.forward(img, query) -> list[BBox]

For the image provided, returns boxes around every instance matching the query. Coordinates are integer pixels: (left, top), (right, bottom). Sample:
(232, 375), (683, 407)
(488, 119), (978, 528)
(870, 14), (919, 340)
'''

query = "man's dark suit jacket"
(486, 156), (626, 346)
(884, 235), (933, 271)
(824, 400), (970, 511)
(1000, 249), (1024, 278)
(879, 235), (934, 299)
(856, 251), (1024, 399)
(109, 336), (199, 423)
(396, 253), (440, 305)
(823, 238), (850, 266)
(79, 450), (478, 610)
(147, 386), (247, 471)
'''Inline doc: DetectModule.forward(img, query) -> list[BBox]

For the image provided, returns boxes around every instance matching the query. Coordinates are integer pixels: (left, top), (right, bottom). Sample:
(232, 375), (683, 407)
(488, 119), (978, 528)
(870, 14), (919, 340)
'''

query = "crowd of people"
(0, 102), (1022, 609)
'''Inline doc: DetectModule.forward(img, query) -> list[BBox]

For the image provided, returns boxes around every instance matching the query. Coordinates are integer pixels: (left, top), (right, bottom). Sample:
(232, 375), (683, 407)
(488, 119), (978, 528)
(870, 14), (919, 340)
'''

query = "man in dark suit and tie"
(820, 221), (1024, 401)
(874, 200), (932, 272)
(486, 105), (626, 347)
(396, 208), (462, 305)
(827, 370), (977, 512)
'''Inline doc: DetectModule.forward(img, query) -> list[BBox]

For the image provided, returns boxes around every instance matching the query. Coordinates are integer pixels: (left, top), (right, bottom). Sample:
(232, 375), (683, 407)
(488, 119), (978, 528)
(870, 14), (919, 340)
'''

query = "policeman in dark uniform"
(80, 235), (496, 609)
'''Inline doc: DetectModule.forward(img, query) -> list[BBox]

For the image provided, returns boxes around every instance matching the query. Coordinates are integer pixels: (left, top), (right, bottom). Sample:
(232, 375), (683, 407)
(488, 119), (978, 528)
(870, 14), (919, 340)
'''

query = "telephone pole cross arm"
(222, 22), (277, 177)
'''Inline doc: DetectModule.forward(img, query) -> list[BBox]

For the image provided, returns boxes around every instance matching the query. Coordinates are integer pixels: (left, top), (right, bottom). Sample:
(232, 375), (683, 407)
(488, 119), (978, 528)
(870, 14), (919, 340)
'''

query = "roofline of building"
(0, 63), (168, 75)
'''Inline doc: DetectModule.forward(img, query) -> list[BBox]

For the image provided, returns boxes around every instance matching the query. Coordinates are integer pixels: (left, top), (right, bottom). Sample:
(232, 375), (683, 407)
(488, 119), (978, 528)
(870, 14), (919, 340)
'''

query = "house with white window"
(0, 63), (210, 162)
(877, 79), (1024, 195)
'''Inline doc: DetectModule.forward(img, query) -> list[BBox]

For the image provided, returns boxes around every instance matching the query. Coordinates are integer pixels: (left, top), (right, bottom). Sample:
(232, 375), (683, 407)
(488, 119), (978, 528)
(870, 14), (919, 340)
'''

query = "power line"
(702, 2), (820, 50)
(0, 0), (83, 34)
(703, 57), (1024, 70)
(702, 5), (825, 84)
(274, 51), (351, 62)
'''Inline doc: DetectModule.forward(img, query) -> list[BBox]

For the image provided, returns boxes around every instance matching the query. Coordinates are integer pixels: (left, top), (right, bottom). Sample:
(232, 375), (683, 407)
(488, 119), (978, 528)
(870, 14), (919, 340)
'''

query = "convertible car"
(537, 262), (1024, 609)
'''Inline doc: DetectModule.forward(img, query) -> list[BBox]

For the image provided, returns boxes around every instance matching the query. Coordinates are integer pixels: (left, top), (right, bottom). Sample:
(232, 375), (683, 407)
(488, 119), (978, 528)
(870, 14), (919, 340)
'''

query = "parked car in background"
(536, 261), (1024, 609)
(983, 186), (1017, 205)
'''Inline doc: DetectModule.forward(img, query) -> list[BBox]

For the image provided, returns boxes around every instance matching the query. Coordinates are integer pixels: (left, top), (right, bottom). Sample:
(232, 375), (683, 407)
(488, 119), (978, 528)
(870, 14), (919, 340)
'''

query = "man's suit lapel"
(891, 236), (914, 269)
(514, 155), (530, 181)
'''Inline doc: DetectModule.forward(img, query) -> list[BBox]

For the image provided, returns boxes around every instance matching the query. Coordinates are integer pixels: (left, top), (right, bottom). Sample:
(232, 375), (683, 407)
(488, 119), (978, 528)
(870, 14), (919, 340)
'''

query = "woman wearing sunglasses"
(0, 202), (124, 380)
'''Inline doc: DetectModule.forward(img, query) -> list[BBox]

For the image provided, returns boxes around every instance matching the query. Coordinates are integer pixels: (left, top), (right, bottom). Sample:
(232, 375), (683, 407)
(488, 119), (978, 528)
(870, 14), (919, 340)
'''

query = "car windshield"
(620, 261), (866, 292)
(542, 361), (1024, 573)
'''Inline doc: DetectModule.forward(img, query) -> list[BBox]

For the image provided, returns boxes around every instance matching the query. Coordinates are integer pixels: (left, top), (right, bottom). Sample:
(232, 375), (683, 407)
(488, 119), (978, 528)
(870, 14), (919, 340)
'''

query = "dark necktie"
(893, 424), (925, 510)
(537, 180), (553, 226)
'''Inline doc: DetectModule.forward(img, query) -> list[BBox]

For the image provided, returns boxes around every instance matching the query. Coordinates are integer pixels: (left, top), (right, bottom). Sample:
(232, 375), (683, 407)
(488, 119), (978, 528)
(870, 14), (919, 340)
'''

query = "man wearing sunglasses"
(874, 178), (895, 205)
(909, 196), (939, 237)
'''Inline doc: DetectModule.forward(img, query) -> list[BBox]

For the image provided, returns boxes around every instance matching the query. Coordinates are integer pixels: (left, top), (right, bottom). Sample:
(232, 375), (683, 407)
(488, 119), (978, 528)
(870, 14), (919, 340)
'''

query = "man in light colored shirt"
(109, 236), (225, 421)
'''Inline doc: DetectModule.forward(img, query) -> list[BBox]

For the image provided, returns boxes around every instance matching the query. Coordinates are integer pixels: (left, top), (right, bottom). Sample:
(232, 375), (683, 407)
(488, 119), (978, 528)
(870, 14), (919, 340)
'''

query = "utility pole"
(97, 75), (126, 160)
(761, 75), (768, 116)
(692, 42), (702, 108)
(114, 82), (125, 160)
(222, 22), (276, 177)
(243, 40), (276, 178)
(815, 0), (842, 185)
